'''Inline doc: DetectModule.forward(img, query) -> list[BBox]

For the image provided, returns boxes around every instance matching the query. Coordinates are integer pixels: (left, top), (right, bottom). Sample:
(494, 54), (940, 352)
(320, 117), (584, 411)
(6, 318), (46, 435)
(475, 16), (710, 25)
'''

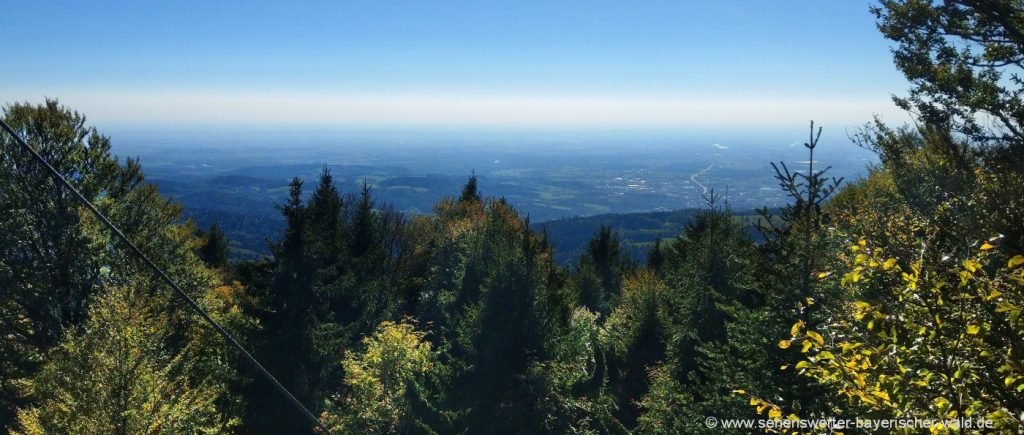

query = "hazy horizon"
(3, 0), (912, 131)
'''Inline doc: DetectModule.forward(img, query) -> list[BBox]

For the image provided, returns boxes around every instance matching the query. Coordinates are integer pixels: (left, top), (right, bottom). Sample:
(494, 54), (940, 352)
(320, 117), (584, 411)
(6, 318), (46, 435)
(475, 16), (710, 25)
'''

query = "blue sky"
(1, 1), (911, 130)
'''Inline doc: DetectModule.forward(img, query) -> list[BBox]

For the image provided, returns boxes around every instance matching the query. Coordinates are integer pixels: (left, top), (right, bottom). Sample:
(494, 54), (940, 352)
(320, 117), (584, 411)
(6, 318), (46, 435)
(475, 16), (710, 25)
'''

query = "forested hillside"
(2, 1), (1024, 434)
(535, 209), (766, 265)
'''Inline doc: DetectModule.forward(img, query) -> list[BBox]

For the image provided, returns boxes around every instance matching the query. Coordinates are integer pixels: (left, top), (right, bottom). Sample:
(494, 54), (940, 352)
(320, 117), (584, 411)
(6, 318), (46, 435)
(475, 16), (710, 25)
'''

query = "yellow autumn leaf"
(840, 342), (862, 352)
(967, 324), (980, 335)
(790, 320), (805, 337)
(778, 339), (791, 349)
(768, 407), (782, 420)
(980, 242), (994, 251)
(1009, 255), (1024, 269)
(806, 330), (825, 346)
(995, 302), (1018, 313)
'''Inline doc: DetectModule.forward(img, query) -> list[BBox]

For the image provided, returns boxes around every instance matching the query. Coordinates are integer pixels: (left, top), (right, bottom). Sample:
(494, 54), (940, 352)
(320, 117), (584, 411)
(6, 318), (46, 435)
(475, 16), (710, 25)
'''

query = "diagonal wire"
(0, 119), (332, 434)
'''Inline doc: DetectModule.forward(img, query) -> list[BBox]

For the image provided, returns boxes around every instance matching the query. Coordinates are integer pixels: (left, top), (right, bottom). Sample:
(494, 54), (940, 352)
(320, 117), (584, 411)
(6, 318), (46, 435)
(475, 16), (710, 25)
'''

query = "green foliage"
(10, 2), (1024, 429)
(530, 308), (623, 434)
(0, 100), (121, 424)
(421, 197), (561, 432)
(786, 241), (1024, 432)
(240, 169), (422, 433)
(603, 270), (669, 428)
(634, 365), (696, 434)
(874, 0), (1024, 157)
(537, 209), (718, 265)
(765, 117), (1024, 432)
(630, 195), (798, 433)
(1, 100), (248, 430)
(322, 320), (437, 434)
(873, 0), (1024, 251)
(13, 281), (233, 434)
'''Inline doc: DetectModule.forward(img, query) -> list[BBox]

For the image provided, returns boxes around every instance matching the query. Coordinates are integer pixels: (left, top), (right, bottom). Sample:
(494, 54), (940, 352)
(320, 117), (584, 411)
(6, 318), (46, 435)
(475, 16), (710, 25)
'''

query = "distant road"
(690, 164), (714, 195)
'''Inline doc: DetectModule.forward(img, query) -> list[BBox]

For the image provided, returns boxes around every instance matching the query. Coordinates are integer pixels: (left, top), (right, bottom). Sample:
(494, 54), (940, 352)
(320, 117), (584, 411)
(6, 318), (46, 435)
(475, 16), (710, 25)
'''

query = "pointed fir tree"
(350, 181), (378, 262)
(245, 177), (323, 433)
(459, 172), (481, 203)
(576, 225), (629, 316)
(198, 223), (229, 270)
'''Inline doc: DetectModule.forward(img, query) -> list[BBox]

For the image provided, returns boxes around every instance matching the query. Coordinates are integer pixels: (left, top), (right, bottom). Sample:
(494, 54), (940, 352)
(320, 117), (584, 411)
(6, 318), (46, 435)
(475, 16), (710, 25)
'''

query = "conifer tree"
(602, 270), (669, 428)
(198, 223), (229, 270)
(350, 181), (378, 263)
(418, 194), (565, 433)
(307, 168), (346, 269)
(459, 172), (481, 203)
(245, 177), (322, 433)
(576, 225), (630, 316)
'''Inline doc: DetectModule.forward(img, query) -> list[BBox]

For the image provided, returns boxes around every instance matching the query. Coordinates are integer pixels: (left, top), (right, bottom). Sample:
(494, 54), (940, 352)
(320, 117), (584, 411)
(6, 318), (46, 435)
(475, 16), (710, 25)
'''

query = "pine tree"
(418, 196), (563, 433)
(245, 177), (321, 433)
(576, 225), (630, 316)
(459, 173), (481, 203)
(603, 270), (669, 428)
(350, 181), (378, 262)
(646, 238), (666, 271)
(307, 168), (346, 268)
(198, 223), (229, 270)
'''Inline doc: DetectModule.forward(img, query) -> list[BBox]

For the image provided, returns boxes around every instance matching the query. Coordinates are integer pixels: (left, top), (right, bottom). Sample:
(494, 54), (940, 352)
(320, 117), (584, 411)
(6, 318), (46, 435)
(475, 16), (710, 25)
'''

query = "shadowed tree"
(459, 172), (481, 203)
(244, 178), (322, 434)
(198, 223), (229, 270)
(576, 225), (631, 317)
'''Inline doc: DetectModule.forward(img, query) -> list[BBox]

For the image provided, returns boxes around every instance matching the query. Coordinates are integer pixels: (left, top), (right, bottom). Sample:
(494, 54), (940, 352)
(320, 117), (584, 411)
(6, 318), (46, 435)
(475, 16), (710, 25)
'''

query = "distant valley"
(116, 130), (872, 262)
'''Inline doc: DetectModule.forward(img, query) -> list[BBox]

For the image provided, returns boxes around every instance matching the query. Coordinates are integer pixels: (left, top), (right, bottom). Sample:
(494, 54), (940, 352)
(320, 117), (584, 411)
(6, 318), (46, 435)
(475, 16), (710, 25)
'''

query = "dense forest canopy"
(2, 1), (1024, 433)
